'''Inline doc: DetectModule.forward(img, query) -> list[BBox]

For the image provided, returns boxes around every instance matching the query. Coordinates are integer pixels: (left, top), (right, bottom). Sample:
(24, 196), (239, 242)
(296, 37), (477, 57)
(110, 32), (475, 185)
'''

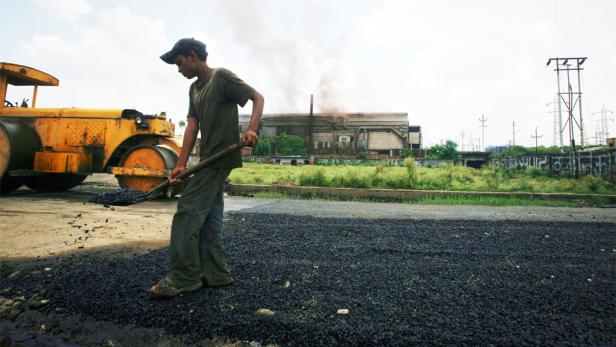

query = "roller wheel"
(25, 174), (87, 193)
(116, 144), (178, 194)
(0, 120), (40, 195)
(1, 177), (26, 194)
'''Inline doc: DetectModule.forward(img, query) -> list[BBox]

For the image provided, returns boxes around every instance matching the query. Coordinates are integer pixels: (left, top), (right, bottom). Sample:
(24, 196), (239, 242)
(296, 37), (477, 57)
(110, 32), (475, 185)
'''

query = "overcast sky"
(3, 0), (615, 148)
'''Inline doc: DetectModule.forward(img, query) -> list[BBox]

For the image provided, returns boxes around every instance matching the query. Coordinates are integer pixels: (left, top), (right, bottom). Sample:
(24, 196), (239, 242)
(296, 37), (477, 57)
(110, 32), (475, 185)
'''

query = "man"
(149, 38), (264, 297)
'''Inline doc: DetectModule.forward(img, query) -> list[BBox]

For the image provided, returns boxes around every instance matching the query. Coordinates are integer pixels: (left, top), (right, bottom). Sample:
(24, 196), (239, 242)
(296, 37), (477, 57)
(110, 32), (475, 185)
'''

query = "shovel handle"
(145, 142), (245, 197)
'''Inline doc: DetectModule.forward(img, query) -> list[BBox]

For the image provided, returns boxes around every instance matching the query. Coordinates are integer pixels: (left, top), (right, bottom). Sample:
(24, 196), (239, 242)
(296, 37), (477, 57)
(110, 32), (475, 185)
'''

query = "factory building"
(239, 112), (422, 158)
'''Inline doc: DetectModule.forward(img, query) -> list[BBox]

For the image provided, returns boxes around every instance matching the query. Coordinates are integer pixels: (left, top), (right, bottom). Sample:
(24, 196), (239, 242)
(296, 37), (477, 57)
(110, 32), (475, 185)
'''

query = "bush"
(254, 137), (272, 156)
(298, 168), (327, 187)
(404, 157), (418, 187)
(525, 166), (551, 178)
(449, 166), (475, 184)
(581, 175), (603, 192)
(276, 133), (307, 155)
(426, 140), (460, 160)
(401, 148), (413, 159)
(357, 152), (368, 160)
(517, 177), (531, 191)
(493, 145), (530, 158)
(481, 166), (504, 190)
(375, 160), (390, 175)
(417, 168), (453, 190)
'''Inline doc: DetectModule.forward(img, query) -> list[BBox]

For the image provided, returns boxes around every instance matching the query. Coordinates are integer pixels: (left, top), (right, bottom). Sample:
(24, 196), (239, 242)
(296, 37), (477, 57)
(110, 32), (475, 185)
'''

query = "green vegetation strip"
(230, 163), (616, 194)
(228, 184), (616, 207)
(246, 191), (582, 207)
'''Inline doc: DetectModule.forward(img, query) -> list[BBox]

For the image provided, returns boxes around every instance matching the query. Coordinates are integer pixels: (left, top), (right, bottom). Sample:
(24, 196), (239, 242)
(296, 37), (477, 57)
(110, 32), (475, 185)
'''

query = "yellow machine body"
(0, 62), (181, 194)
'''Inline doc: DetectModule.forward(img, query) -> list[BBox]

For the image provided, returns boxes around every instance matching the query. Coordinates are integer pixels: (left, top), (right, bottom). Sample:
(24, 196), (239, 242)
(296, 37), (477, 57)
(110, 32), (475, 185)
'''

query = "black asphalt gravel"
(3, 213), (616, 346)
(87, 188), (149, 206)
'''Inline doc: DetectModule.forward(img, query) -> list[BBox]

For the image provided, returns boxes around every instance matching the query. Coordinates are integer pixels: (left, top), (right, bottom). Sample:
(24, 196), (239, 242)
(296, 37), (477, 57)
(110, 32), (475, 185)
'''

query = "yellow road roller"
(0, 62), (181, 195)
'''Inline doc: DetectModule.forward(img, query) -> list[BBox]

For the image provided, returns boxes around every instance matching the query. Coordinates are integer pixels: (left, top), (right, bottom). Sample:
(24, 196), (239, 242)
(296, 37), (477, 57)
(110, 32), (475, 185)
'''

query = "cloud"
(16, 5), (185, 119)
(217, 0), (366, 113)
(9, 0), (615, 147)
(34, 0), (93, 23)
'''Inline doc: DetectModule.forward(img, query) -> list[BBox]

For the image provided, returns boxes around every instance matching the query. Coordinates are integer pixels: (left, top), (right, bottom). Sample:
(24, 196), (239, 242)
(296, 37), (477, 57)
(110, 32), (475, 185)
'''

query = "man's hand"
(242, 128), (259, 146)
(168, 165), (187, 185)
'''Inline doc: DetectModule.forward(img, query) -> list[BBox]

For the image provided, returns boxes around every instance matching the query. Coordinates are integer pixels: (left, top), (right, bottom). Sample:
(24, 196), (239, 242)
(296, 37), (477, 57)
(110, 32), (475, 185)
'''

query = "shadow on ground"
(2, 213), (615, 346)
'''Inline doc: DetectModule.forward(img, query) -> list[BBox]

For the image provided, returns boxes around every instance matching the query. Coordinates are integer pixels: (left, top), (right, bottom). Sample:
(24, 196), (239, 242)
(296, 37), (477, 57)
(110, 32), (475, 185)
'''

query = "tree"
(534, 146), (563, 155)
(178, 120), (186, 131)
(254, 137), (272, 156)
(426, 140), (460, 160)
(499, 145), (529, 157)
(275, 133), (307, 155)
(401, 148), (413, 159)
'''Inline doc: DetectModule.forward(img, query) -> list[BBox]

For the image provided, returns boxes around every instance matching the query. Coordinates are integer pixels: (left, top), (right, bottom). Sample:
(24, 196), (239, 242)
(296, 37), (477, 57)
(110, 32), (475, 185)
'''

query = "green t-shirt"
(187, 68), (254, 168)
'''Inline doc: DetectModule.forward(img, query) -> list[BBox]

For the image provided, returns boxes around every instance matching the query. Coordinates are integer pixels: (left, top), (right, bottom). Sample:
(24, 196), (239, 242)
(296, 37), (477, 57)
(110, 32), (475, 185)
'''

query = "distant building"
(486, 145), (510, 153)
(240, 112), (422, 158)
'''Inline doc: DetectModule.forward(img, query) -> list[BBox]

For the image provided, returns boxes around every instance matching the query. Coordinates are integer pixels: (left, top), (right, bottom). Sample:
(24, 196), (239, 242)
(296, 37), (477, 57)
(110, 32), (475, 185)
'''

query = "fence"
(491, 148), (616, 180)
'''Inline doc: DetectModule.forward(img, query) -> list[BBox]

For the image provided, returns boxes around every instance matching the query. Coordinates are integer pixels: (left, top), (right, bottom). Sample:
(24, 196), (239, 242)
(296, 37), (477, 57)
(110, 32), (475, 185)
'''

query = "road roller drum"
(0, 119), (40, 194)
(115, 144), (179, 194)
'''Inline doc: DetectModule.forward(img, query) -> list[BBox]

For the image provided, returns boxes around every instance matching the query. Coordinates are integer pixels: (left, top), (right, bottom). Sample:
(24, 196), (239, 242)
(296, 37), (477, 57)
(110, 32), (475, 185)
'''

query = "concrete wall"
(408, 126), (421, 149)
(491, 148), (616, 180)
(369, 131), (404, 150)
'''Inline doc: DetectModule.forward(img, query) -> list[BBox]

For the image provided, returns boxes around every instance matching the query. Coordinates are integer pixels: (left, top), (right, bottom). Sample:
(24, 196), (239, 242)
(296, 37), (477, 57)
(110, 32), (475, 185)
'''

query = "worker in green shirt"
(149, 38), (264, 297)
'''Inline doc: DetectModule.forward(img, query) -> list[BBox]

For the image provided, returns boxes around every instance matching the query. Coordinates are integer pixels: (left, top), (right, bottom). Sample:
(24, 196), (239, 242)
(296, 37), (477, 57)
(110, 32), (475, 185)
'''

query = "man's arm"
(168, 117), (198, 184)
(242, 90), (265, 146)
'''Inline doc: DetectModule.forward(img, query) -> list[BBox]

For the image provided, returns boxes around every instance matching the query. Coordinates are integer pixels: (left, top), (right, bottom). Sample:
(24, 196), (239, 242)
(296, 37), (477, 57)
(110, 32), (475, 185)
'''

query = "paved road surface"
(1, 185), (615, 346)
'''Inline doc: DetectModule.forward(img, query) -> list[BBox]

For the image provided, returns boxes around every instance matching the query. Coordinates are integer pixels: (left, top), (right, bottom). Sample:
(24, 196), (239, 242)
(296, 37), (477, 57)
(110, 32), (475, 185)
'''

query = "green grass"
(407, 196), (579, 207)
(246, 191), (584, 207)
(230, 163), (616, 195)
(250, 191), (289, 199)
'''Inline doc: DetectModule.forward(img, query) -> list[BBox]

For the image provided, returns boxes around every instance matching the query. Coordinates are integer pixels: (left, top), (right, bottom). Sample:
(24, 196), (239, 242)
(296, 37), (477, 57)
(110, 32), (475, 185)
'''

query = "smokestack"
(309, 94), (314, 155)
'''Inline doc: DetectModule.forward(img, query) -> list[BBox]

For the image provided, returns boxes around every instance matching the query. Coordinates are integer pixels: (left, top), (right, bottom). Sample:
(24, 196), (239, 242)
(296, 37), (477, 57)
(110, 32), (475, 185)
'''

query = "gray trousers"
(165, 168), (232, 288)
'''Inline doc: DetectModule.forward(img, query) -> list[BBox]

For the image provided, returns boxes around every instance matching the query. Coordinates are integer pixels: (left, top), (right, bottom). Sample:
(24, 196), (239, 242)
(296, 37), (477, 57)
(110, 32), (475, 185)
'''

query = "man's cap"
(160, 38), (207, 64)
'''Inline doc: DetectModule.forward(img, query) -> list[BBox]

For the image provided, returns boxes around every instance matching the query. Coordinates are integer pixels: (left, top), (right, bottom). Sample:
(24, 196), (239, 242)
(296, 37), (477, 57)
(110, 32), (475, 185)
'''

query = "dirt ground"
(1, 174), (272, 260)
(1, 192), (173, 260)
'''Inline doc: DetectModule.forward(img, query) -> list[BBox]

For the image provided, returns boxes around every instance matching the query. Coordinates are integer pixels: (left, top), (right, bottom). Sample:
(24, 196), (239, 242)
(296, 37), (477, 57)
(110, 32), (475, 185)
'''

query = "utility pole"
(593, 126), (602, 145)
(546, 98), (561, 146)
(592, 104), (614, 144)
(531, 127), (543, 153)
(546, 57), (587, 149)
(512, 121), (521, 155)
(512, 121), (516, 147)
(478, 114), (487, 152)
(308, 94), (314, 155)
(460, 129), (465, 151)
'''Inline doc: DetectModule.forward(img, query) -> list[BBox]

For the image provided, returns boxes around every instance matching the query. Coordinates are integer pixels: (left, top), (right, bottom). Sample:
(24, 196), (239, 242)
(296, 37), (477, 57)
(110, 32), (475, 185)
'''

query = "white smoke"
(217, 0), (357, 113)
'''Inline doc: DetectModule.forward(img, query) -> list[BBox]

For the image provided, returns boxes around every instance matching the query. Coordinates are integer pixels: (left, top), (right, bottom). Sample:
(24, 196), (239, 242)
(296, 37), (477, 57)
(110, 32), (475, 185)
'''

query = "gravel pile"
(87, 189), (148, 206)
(3, 213), (615, 346)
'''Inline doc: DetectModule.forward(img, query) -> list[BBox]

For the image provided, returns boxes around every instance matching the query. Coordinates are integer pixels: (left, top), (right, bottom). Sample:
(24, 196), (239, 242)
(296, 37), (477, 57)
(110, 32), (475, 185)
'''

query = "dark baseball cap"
(160, 38), (207, 64)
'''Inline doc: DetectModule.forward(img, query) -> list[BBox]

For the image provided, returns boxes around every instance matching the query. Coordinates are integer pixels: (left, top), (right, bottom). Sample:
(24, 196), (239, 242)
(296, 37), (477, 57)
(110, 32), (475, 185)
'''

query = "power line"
(478, 114), (487, 152)
(546, 57), (587, 149)
(592, 104), (614, 144)
(546, 98), (562, 146)
(531, 127), (543, 153)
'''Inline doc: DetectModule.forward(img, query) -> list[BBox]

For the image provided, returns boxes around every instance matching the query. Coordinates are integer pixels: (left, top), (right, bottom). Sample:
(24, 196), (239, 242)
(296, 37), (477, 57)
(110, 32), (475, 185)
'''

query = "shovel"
(89, 142), (245, 206)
